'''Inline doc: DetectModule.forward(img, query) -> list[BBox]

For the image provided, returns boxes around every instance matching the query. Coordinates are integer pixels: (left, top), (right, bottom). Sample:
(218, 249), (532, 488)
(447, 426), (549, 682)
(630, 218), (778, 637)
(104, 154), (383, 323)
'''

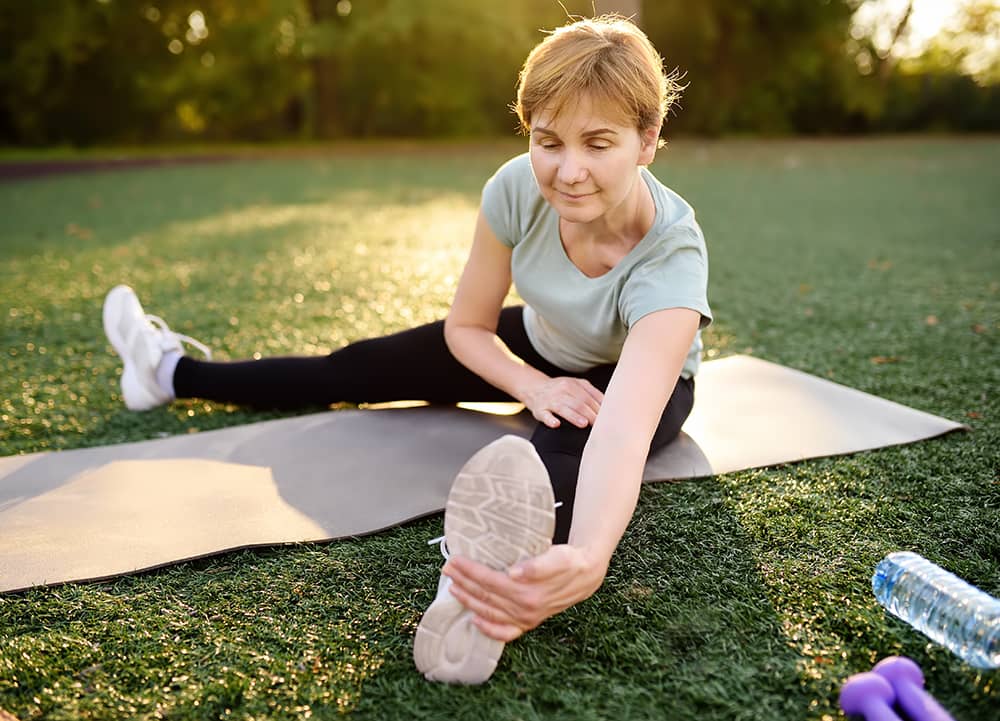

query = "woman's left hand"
(441, 544), (608, 642)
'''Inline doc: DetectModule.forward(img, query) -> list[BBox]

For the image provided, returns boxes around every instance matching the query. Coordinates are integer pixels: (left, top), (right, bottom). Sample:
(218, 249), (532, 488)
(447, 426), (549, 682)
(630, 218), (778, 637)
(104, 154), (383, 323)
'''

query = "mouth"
(556, 190), (596, 201)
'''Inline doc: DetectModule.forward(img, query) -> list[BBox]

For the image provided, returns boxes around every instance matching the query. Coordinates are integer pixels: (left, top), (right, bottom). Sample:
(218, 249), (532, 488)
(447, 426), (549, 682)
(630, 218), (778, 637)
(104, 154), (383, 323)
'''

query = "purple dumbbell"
(839, 672), (903, 721)
(873, 656), (955, 721)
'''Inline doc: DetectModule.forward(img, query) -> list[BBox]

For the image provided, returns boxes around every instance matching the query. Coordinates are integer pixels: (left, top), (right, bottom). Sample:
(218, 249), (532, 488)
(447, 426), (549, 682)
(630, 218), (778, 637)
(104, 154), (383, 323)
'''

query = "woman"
(102, 15), (711, 684)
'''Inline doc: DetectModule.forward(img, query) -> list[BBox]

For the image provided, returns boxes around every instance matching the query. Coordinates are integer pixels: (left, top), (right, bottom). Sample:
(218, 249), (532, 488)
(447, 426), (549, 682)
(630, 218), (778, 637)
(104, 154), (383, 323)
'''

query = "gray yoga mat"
(0, 355), (967, 594)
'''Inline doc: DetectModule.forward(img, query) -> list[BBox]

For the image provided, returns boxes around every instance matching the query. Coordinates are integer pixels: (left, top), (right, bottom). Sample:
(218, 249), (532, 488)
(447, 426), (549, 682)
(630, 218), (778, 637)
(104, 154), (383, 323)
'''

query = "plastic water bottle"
(872, 551), (1000, 669)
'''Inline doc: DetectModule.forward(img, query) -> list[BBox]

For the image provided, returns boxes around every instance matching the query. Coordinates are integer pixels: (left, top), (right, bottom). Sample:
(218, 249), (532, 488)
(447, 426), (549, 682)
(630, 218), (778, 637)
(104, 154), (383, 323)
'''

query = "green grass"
(1, 137), (998, 720)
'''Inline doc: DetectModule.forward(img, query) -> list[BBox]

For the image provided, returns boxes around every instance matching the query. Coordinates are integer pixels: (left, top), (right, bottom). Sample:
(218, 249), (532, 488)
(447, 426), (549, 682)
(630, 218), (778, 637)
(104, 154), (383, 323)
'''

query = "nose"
(557, 149), (589, 186)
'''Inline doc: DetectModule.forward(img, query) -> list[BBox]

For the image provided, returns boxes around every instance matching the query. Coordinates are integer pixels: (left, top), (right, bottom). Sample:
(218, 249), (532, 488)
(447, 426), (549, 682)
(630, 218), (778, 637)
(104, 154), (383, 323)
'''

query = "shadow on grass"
(352, 479), (811, 721)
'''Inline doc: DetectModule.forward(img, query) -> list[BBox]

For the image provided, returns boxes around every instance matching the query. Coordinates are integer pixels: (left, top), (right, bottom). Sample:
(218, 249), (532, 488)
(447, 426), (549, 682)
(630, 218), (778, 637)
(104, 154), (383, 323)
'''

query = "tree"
(299, 0), (582, 138)
(1, 0), (994, 144)
(0, 0), (307, 144)
(643, 1), (864, 135)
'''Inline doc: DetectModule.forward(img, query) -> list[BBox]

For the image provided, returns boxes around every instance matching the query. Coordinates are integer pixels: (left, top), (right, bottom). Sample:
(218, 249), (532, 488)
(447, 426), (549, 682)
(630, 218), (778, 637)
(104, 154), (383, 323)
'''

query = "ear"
(638, 124), (662, 165)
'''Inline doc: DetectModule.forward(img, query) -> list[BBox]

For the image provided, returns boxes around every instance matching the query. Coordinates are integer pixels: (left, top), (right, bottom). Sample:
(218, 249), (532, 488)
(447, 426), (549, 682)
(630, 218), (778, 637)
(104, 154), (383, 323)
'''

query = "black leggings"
(174, 306), (694, 543)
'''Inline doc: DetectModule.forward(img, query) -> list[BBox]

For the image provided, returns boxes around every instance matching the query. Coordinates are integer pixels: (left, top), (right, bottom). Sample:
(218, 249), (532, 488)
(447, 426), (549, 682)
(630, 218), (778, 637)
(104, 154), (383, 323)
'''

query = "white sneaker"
(414, 435), (555, 684)
(102, 285), (212, 411)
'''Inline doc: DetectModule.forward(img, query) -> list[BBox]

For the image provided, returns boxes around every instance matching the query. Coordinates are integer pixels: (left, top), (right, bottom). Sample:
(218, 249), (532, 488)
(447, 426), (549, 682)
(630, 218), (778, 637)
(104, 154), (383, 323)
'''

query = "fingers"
(524, 376), (605, 429)
(579, 378), (605, 405)
(441, 552), (592, 641)
(444, 563), (523, 635)
(445, 557), (518, 606)
(569, 382), (602, 425)
(472, 616), (524, 643)
(448, 576), (542, 640)
(545, 378), (602, 429)
(448, 581), (518, 628)
(536, 409), (561, 429)
(510, 545), (571, 583)
(444, 557), (543, 630)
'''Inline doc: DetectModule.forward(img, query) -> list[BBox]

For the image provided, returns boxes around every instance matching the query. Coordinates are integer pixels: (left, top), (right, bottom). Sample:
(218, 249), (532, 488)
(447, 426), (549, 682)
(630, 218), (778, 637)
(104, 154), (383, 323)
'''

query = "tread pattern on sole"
(414, 435), (556, 684)
(444, 436), (555, 569)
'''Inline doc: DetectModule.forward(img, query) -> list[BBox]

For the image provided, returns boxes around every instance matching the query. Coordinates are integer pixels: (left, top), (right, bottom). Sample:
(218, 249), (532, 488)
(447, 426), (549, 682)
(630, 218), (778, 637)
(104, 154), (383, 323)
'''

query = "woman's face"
(529, 95), (657, 225)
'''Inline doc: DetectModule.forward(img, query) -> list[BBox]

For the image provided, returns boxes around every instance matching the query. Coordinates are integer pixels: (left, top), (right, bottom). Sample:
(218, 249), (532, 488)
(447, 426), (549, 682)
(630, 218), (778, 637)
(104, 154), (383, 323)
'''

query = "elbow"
(443, 315), (457, 354)
(443, 314), (468, 357)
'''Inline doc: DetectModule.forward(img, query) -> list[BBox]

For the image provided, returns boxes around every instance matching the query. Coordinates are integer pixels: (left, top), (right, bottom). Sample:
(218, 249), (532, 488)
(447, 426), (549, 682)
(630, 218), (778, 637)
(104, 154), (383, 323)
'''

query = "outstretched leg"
(103, 283), (566, 411)
(172, 306), (570, 408)
(173, 320), (497, 409)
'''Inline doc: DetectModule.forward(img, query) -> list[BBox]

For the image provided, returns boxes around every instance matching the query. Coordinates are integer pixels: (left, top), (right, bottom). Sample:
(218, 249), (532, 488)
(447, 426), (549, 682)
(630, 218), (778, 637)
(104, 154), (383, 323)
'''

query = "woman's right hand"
(521, 376), (604, 429)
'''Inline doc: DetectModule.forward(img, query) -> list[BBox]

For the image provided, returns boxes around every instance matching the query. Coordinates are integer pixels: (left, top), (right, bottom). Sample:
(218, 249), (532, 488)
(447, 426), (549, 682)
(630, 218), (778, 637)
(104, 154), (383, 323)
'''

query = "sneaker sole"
(414, 435), (554, 684)
(444, 435), (555, 566)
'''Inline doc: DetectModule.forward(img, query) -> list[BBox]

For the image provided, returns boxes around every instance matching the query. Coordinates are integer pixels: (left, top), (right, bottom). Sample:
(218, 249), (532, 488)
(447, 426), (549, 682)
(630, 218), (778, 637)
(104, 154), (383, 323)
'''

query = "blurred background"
(1, 0), (998, 147)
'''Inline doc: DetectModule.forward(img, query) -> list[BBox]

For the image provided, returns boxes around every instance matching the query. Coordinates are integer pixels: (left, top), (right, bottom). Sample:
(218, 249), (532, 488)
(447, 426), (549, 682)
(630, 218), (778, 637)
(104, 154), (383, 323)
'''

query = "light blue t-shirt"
(481, 153), (712, 379)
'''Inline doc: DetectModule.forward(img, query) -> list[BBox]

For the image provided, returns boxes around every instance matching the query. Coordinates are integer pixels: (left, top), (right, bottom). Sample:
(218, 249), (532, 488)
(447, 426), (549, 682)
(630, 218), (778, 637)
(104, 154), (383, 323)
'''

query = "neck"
(564, 169), (652, 246)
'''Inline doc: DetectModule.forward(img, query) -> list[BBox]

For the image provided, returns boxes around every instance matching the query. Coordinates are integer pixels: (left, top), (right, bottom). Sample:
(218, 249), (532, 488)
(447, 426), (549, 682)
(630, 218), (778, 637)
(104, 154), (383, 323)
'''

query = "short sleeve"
(619, 228), (712, 330)
(480, 154), (533, 248)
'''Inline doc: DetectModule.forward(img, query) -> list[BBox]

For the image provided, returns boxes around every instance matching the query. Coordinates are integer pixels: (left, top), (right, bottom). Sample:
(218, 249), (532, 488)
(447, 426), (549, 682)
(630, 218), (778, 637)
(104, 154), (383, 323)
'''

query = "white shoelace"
(146, 314), (213, 360)
(427, 501), (563, 560)
(427, 535), (450, 560)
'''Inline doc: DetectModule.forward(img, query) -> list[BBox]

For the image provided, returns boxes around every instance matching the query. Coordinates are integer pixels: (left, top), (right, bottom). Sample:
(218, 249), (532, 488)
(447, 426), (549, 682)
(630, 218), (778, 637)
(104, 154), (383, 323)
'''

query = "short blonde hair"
(514, 15), (681, 136)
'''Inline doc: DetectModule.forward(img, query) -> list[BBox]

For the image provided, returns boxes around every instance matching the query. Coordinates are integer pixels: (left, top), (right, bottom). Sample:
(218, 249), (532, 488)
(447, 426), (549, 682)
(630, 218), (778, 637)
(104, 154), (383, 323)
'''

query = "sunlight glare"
(853, 0), (964, 57)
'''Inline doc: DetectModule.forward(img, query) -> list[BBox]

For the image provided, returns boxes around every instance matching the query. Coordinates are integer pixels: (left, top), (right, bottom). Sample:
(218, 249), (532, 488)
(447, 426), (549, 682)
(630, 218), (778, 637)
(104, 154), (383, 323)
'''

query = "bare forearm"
(568, 310), (699, 569)
(567, 428), (648, 567)
(444, 323), (549, 404)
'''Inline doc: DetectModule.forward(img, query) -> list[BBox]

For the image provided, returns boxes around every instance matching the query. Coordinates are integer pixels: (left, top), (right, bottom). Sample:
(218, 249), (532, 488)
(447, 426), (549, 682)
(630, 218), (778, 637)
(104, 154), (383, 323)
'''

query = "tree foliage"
(0, 0), (307, 144)
(301, 0), (572, 137)
(643, 0), (866, 135)
(0, 0), (995, 145)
